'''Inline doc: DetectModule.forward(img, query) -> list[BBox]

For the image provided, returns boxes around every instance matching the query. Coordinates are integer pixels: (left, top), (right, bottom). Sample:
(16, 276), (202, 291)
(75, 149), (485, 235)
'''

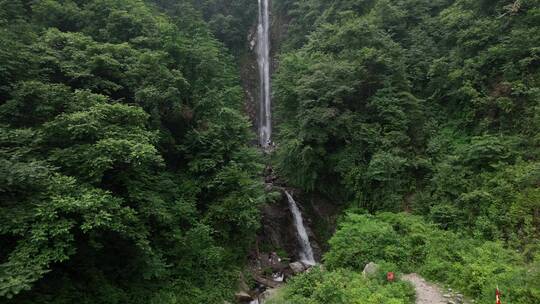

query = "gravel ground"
(402, 273), (448, 304)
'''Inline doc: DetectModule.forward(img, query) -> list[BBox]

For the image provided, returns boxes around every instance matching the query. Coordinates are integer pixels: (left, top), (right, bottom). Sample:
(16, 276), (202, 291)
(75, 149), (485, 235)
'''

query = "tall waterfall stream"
(256, 0), (316, 266)
(257, 0), (272, 147)
(251, 1), (316, 302)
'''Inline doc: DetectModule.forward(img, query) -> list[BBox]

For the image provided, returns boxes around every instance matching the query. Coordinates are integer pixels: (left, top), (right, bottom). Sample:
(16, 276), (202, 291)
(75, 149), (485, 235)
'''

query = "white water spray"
(257, 0), (272, 147)
(285, 191), (316, 265)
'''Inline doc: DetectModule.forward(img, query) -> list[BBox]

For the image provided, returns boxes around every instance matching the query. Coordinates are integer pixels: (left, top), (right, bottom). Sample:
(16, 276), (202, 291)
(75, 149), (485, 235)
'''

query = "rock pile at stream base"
(237, 252), (316, 303)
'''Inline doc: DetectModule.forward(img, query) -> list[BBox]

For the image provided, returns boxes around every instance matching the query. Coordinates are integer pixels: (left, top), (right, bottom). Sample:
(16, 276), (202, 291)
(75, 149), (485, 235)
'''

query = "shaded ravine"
(245, 1), (318, 303)
(255, 0), (316, 263)
(244, 0), (316, 304)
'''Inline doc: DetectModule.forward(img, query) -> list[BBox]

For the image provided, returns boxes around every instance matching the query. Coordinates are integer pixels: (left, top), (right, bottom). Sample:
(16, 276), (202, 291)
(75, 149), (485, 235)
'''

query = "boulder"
(362, 262), (379, 278)
(289, 261), (306, 274)
(235, 291), (253, 302)
(254, 275), (281, 288)
(260, 288), (280, 302)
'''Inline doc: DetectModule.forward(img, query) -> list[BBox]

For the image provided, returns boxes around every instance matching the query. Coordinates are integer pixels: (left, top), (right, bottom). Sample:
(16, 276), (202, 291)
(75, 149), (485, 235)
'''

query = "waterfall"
(257, 0), (272, 147)
(285, 191), (316, 265)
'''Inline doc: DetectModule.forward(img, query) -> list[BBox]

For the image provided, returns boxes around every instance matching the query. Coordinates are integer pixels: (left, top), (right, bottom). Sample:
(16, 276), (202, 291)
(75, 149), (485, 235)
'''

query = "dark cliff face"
(269, 0), (291, 62)
(239, 34), (259, 135)
(258, 189), (344, 262)
(259, 194), (298, 257)
(259, 191), (324, 262)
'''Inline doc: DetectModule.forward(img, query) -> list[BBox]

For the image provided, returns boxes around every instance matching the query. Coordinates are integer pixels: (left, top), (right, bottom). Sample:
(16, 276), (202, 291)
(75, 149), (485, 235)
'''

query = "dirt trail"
(402, 273), (448, 304)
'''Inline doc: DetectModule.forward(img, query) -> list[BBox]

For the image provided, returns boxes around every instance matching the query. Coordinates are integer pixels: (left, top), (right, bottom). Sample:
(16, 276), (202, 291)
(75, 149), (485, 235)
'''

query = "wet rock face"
(259, 196), (297, 257)
(258, 191), (323, 262)
(239, 33), (259, 131)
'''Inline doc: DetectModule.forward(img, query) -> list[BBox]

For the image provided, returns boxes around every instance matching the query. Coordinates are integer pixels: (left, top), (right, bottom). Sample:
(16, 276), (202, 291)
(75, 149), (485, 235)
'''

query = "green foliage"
(0, 0), (265, 303)
(274, 0), (540, 255)
(266, 267), (415, 304)
(2, 0), (540, 302)
(150, 0), (257, 51)
(325, 212), (540, 304)
(324, 214), (400, 271)
(273, 9), (428, 206)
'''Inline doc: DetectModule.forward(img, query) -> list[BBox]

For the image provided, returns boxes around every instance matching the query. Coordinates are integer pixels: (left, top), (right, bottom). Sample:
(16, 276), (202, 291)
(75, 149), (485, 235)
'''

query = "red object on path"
(496, 287), (502, 304)
(387, 272), (395, 282)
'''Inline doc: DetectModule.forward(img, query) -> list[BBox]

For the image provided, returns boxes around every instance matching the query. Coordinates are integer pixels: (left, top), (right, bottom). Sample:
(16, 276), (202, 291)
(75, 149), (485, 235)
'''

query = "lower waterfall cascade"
(285, 191), (316, 265)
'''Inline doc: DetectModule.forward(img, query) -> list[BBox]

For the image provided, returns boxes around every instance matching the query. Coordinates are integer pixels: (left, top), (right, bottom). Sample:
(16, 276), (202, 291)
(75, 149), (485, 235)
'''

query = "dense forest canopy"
(269, 0), (540, 303)
(273, 0), (539, 248)
(0, 0), (539, 303)
(0, 0), (266, 303)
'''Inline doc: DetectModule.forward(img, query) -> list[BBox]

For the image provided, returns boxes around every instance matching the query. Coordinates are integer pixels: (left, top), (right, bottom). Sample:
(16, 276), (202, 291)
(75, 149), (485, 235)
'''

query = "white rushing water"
(285, 191), (316, 265)
(257, 0), (272, 147)
(272, 272), (284, 282)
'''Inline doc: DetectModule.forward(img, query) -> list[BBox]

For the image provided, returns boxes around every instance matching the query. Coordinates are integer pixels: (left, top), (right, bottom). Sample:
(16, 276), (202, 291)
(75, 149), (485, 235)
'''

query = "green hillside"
(1, 1), (538, 303)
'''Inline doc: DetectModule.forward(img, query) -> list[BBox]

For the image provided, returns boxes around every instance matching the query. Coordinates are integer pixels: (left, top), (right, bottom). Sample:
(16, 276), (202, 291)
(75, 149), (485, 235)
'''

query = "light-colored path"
(402, 273), (447, 304)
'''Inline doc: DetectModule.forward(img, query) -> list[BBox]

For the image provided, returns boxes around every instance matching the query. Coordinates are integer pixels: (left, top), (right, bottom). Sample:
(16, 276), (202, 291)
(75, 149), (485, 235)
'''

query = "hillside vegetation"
(270, 0), (540, 303)
(0, 1), (265, 303)
(269, 213), (540, 304)
(0, 0), (539, 303)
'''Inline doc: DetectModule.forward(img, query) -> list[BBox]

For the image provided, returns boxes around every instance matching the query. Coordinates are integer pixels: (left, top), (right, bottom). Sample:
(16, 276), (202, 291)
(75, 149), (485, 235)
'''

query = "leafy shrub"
(267, 267), (415, 304)
(324, 214), (400, 270)
(325, 212), (540, 304)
